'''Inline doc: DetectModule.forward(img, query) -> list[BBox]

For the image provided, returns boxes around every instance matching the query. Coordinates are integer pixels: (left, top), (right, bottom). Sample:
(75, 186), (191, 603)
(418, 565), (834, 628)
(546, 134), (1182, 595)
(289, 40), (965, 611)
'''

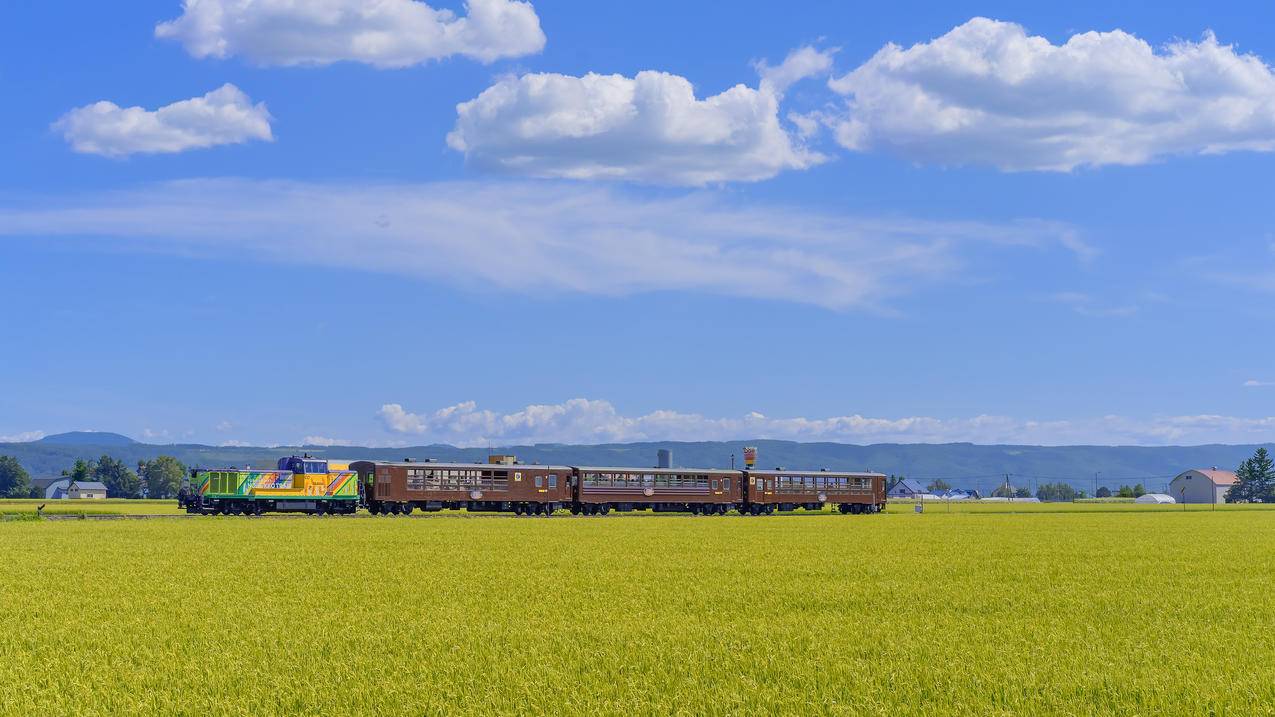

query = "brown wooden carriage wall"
(571, 466), (742, 515)
(742, 469), (886, 514)
(350, 460), (572, 516)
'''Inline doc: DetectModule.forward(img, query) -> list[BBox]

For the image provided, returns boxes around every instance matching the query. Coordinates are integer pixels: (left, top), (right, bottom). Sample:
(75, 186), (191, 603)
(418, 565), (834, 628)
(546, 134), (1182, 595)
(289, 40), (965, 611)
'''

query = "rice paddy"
(2, 507), (1273, 715)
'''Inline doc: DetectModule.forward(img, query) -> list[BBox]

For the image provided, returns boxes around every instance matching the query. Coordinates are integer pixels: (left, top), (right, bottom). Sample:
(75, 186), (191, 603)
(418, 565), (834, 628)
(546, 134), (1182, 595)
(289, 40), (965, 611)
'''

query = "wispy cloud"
(302, 436), (350, 447)
(378, 399), (1275, 447)
(0, 178), (1084, 310)
(1047, 292), (1138, 317)
(0, 431), (45, 443)
(1244, 379), (1275, 387)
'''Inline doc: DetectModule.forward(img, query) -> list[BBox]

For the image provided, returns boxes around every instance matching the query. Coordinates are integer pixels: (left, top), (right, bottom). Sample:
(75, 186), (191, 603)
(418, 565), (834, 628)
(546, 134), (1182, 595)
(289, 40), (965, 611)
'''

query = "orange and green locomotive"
(179, 456), (358, 515)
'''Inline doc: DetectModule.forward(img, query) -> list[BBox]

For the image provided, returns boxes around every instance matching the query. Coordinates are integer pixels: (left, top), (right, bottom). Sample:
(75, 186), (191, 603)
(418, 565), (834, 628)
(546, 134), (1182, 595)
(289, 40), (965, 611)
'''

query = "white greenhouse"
(1134, 493), (1176, 504)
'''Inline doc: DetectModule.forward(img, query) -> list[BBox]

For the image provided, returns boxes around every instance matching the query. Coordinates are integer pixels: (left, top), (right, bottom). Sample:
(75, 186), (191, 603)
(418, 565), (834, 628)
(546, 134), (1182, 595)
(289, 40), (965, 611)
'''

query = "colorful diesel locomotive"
(181, 456), (886, 517)
(179, 456), (358, 515)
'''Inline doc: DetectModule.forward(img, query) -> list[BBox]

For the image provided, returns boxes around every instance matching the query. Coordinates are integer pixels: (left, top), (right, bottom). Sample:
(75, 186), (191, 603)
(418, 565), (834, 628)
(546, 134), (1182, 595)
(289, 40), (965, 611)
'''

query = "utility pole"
(1094, 472), (1099, 499)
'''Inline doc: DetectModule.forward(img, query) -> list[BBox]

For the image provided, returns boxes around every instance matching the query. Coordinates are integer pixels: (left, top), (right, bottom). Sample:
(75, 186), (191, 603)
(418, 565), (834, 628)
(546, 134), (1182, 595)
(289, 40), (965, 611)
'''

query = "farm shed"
(33, 477), (71, 499)
(887, 478), (926, 499)
(67, 481), (107, 499)
(1169, 469), (1237, 504)
(1134, 493), (1175, 504)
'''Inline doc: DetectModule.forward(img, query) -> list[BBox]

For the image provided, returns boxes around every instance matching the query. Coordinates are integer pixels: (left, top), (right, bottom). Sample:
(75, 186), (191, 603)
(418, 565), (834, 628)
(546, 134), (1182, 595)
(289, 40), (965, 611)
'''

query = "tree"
(1228, 448), (1274, 503)
(1117, 485), (1134, 498)
(1036, 482), (1079, 502)
(927, 479), (951, 493)
(64, 459), (94, 482)
(1096, 486), (1112, 498)
(990, 483), (1016, 498)
(1133, 483), (1146, 498)
(141, 456), (186, 499)
(1013, 487), (1031, 498)
(93, 454), (141, 498)
(0, 455), (31, 498)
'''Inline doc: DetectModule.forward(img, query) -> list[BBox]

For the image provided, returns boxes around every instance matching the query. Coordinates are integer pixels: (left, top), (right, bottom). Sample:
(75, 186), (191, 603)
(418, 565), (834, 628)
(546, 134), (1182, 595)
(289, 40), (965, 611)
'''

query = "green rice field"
(3, 508), (1273, 715)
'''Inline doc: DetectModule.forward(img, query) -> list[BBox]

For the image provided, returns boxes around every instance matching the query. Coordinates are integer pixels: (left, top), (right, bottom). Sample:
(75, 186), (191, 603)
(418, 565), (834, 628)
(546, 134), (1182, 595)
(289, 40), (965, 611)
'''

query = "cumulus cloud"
(447, 48), (831, 185)
(378, 399), (1275, 446)
(0, 178), (1083, 310)
(53, 84), (272, 157)
(156, 0), (545, 67)
(828, 18), (1275, 170)
(0, 431), (45, 443)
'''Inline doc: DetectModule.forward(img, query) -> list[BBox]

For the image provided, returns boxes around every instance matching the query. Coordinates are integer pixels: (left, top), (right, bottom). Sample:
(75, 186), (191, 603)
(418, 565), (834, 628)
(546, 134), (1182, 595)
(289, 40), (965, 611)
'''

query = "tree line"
(0, 454), (187, 499)
(1228, 447), (1274, 503)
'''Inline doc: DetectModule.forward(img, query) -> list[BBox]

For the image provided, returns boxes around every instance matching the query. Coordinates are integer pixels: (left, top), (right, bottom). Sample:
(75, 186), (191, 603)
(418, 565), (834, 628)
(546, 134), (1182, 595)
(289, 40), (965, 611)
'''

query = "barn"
(887, 478), (927, 499)
(68, 481), (108, 499)
(1168, 468), (1238, 504)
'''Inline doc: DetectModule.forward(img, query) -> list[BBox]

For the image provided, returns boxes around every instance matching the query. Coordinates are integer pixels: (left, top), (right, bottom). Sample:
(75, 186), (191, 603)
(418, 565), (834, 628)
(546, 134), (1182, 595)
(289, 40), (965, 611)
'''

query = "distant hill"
(37, 431), (137, 446)
(0, 434), (1268, 496)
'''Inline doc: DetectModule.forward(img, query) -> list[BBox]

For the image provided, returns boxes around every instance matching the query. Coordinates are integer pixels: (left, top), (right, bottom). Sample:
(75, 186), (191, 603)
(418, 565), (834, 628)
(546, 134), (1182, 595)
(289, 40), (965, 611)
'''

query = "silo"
(657, 449), (672, 469)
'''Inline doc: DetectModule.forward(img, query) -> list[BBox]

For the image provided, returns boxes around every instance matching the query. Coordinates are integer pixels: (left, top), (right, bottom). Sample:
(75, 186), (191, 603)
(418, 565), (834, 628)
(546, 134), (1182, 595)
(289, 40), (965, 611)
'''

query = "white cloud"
(0, 178), (1083, 310)
(378, 399), (1275, 446)
(757, 45), (837, 94)
(141, 428), (171, 441)
(447, 49), (830, 185)
(0, 431), (45, 443)
(53, 84), (272, 157)
(828, 18), (1275, 171)
(1244, 379), (1275, 387)
(215, 420), (234, 432)
(302, 436), (350, 446)
(156, 0), (545, 67)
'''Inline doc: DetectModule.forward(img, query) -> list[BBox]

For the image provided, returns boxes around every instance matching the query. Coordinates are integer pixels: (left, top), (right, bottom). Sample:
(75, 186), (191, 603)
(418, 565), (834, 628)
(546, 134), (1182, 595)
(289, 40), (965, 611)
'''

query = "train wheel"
(600, 504), (610, 516)
(401, 504), (414, 516)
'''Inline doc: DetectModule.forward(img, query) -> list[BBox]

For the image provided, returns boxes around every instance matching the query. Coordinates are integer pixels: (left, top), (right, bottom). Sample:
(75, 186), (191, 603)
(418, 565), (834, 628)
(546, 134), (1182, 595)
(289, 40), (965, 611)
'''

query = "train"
(178, 455), (887, 517)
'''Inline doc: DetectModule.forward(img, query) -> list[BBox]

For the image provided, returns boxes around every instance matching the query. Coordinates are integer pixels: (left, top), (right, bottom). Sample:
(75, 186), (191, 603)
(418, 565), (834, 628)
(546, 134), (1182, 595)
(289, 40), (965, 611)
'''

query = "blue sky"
(3, 0), (1275, 447)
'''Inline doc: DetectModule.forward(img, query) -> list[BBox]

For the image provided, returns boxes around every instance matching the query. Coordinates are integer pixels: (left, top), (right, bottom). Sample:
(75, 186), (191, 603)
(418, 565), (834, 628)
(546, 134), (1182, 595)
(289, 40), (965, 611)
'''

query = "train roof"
(573, 466), (742, 475)
(744, 468), (887, 477)
(352, 460), (573, 471)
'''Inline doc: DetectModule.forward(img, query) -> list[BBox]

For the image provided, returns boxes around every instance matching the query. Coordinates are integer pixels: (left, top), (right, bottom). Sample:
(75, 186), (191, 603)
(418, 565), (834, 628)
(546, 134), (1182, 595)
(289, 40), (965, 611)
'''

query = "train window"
(535, 475), (543, 488)
(548, 474), (558, 489)
(711, 480), (719, 491)
(723, 478), (731, 492)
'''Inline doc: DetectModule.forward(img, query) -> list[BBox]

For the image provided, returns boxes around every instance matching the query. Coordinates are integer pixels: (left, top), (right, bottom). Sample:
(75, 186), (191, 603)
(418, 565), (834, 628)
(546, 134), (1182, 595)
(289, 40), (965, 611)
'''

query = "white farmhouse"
(1168, 468), (1238, 504)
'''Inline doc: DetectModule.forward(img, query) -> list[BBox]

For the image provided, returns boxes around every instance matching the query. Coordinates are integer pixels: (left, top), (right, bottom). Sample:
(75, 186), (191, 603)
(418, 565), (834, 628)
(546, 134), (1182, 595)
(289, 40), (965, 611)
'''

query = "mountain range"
(3, 432), (1269, 496)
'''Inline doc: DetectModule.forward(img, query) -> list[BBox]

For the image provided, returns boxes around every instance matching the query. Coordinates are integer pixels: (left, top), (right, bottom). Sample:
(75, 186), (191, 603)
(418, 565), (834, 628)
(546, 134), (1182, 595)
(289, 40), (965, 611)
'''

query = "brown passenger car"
(742, 469), (886, 515)
(572, 466), (742, 515)
(350, 461), (573, 516)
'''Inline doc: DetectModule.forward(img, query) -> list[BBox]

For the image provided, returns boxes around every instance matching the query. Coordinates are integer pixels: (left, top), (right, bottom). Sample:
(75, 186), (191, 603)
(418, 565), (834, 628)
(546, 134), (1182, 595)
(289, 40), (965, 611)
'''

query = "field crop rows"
(3, 509), (1273, 715)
